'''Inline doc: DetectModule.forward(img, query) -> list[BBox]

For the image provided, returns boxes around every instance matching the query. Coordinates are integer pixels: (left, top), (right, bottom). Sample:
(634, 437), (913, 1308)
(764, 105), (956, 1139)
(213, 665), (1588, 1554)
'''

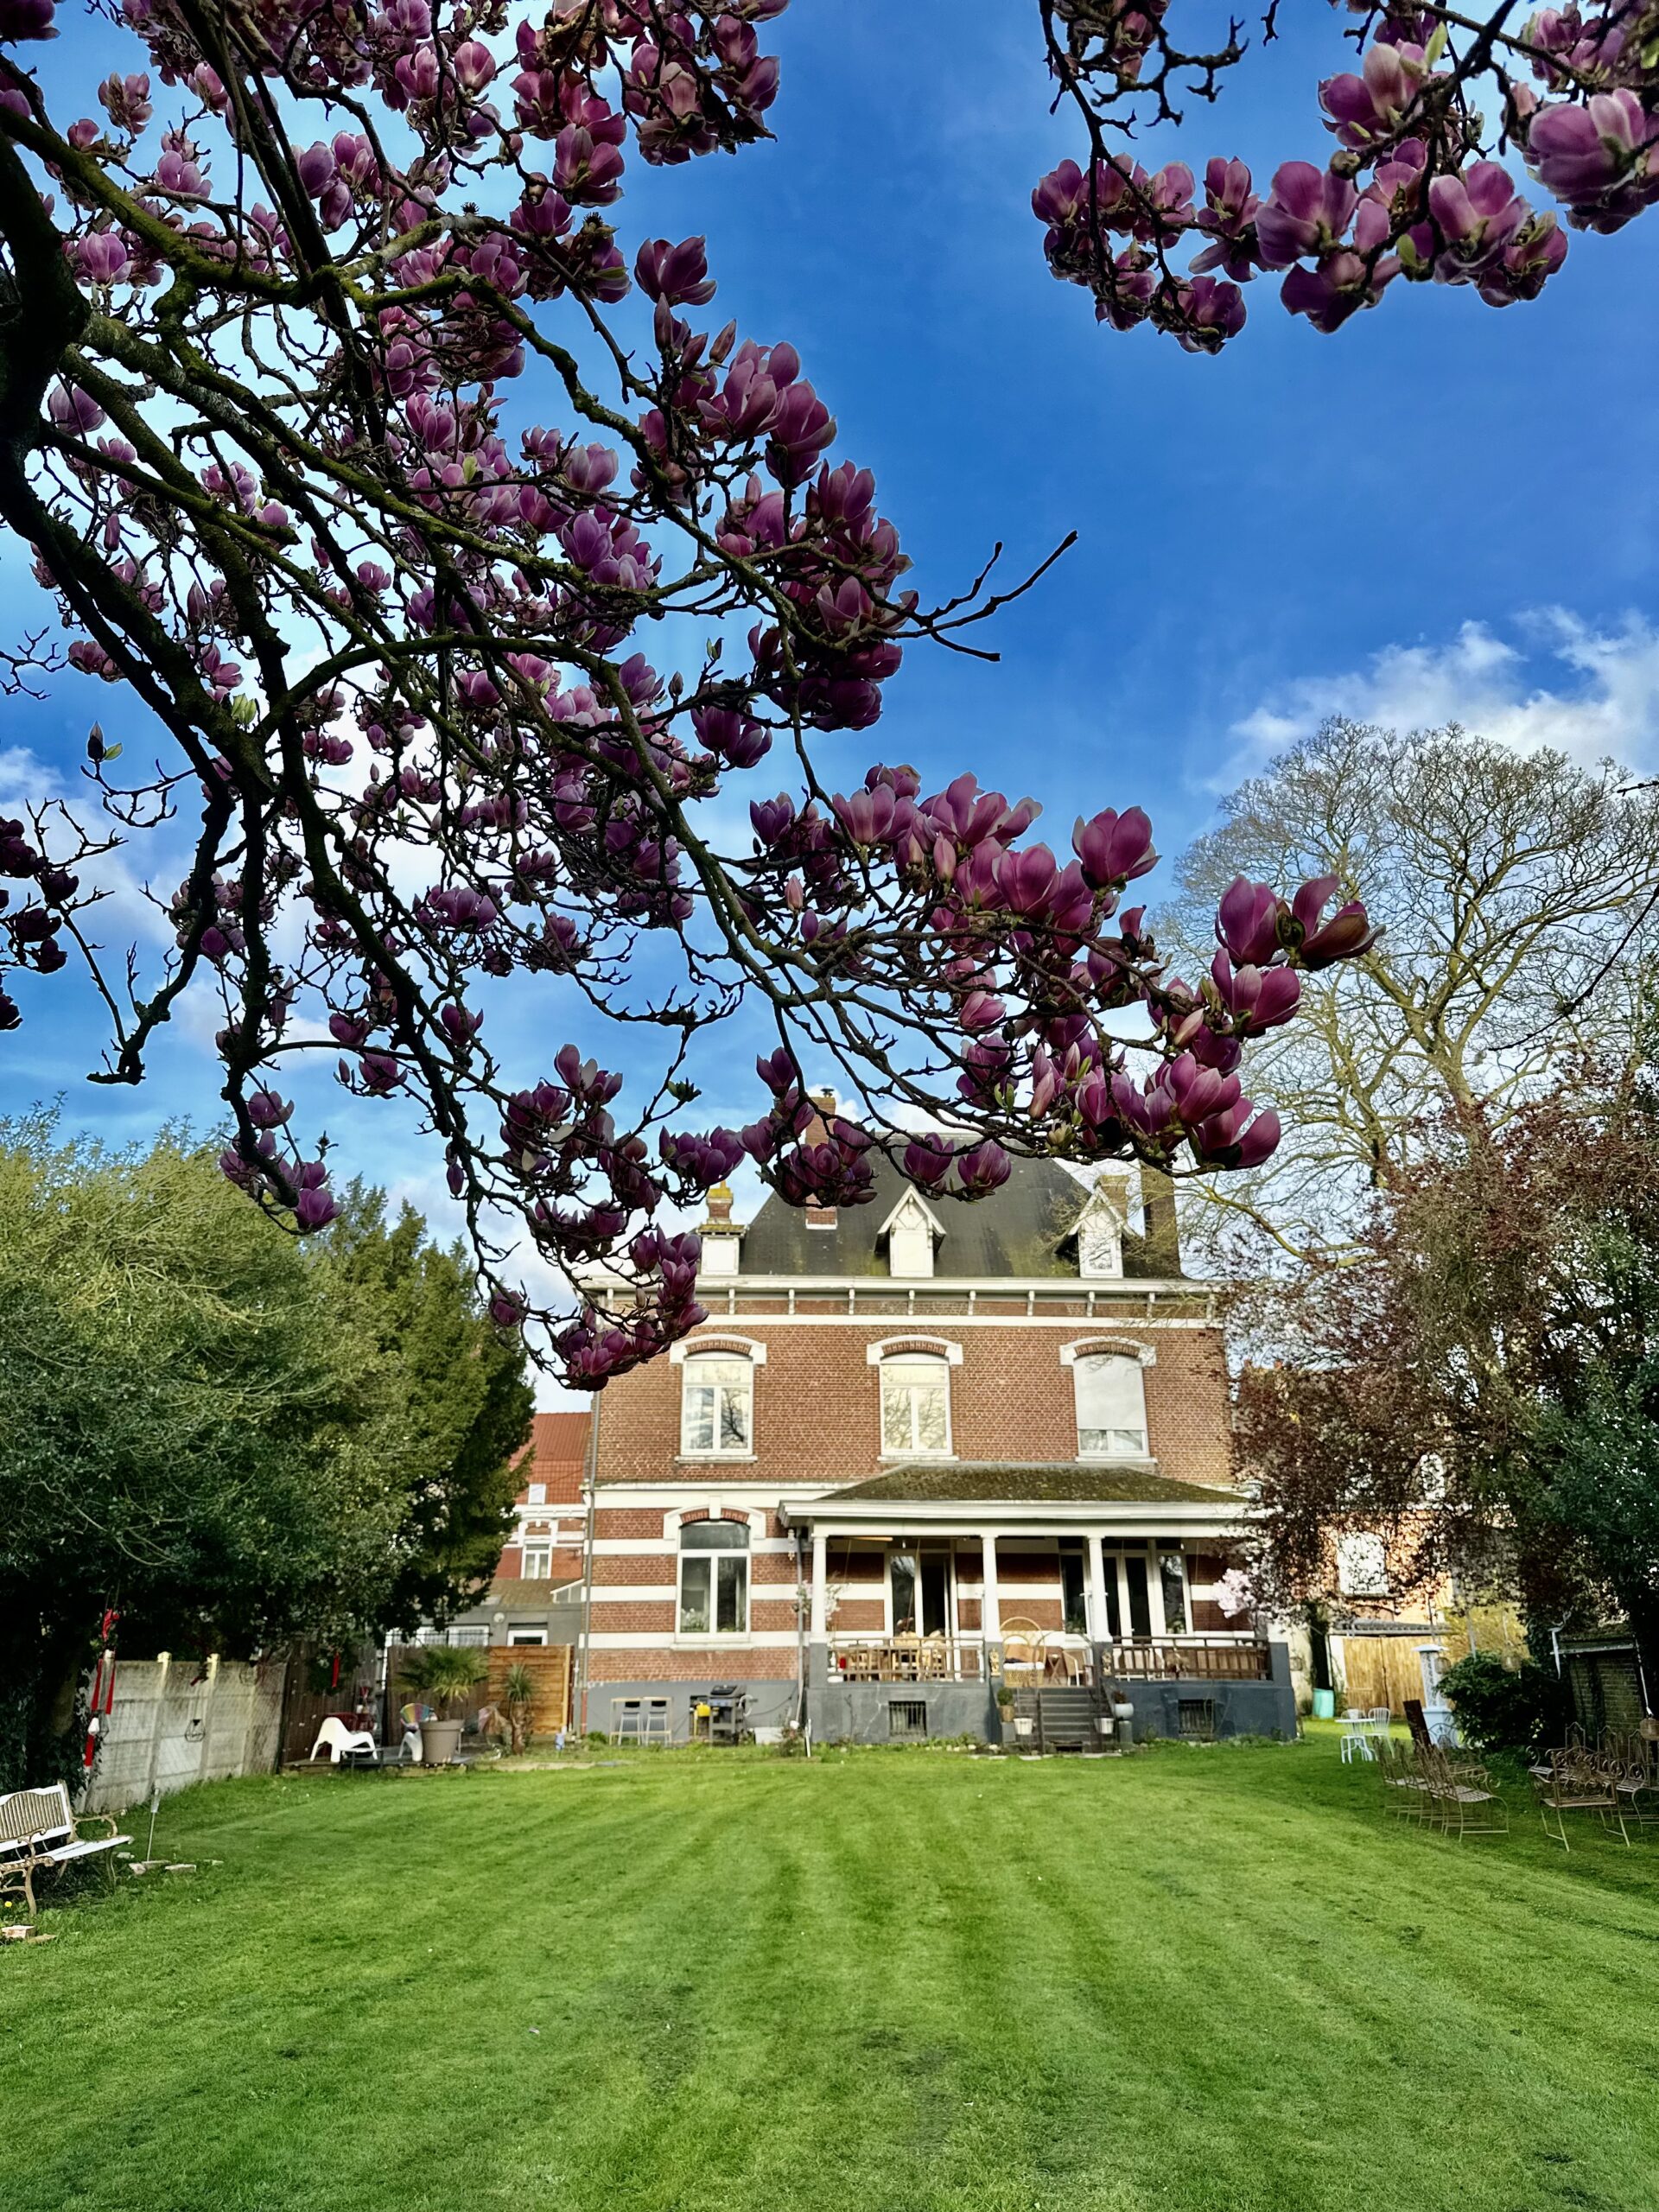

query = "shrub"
(1440, 1652), (1570, 1756)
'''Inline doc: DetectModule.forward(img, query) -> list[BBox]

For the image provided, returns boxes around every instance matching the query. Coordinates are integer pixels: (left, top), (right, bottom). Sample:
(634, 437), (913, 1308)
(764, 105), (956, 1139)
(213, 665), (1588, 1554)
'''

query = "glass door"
(890, 1548), (953, 1636)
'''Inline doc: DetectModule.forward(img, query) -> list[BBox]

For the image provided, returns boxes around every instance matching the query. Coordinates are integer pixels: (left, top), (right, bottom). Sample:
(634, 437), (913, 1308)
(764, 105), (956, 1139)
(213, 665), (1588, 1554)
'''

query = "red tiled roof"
(513, 1409), (592, 1504)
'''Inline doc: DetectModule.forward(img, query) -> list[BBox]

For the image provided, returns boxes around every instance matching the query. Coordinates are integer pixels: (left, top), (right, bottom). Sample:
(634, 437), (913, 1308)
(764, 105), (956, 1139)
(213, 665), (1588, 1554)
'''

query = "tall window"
(522, 1542), (552, 1579)
(678, 1521), (750, 1636)
(880, 1356), (951, 1456)
(1059, 1547), (1088, 1636)
(680, 1353), (753, 1456)
(1073, 1353), (1149, 1458)
(1159, 1552), (1189, 1634)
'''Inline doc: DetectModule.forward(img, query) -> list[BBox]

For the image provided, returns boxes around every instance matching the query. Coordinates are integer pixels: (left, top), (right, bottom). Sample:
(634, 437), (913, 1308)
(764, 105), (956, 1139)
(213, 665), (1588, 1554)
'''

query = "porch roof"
(803, 1461), (1240, 1508)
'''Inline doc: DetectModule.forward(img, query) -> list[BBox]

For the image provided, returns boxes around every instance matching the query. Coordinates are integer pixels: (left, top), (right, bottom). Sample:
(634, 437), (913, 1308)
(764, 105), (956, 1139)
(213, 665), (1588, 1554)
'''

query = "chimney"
(803, 1086), (838, 1230)
(696, 1182), (745, 1277)
(1140, 1166), (1182, 1276)
(1094, 1166), (1134, 1224)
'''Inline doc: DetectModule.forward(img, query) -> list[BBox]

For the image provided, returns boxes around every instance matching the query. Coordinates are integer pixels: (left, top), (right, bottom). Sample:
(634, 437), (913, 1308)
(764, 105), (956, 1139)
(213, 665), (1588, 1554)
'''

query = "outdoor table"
(1338, 1714), (1385, 1762)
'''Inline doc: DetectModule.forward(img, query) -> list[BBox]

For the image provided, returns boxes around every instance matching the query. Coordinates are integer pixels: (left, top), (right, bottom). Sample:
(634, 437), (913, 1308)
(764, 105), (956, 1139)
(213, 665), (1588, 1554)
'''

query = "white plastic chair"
(308, 1716), (377, 1764)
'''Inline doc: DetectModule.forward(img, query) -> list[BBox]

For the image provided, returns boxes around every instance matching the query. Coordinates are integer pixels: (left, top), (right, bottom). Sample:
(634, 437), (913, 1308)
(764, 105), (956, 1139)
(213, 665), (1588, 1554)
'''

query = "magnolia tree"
(0, 1), (1395, 1388)
(1035, 3), (1659, 348)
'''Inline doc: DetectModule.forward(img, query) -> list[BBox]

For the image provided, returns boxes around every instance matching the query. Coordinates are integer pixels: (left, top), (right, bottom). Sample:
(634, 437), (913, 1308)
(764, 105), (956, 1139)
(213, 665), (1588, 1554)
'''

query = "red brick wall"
(594, 1316), (1235, 1490)
(587, 1648), (797, 1683)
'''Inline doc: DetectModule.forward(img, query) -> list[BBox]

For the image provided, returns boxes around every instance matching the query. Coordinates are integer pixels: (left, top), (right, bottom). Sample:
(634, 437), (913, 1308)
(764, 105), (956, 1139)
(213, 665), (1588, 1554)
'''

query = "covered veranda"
(782, 1465), (1294, 1743)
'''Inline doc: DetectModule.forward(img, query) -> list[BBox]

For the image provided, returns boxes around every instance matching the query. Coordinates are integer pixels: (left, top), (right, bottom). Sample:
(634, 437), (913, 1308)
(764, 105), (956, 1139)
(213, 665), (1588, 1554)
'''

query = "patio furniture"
(612, 1698), (644, 1745)
(1419, 1747), (1509, 1839)
(1402, 1697), (1435, 1753)
(1000, 1618), (1048, 1685)
(1534, 1749), (1630, 1851)
(1376, 1738), (1433, 1822)
(1338, 1712), (1387, 1763)
(641, 1698), (672, 1745)
(0, 1785), (130, 1920)
(399, 1701), (434, 1762)
(308, 1715), (378, 1764)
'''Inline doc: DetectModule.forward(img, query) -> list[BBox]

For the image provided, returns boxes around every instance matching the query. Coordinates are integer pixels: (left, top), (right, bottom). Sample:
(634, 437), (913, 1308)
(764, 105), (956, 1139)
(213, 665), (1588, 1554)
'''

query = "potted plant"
(399, 1644), (488, 1764)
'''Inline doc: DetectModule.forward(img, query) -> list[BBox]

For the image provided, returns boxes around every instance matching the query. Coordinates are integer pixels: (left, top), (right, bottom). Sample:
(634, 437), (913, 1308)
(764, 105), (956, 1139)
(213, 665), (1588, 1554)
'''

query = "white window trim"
(676, 1529), (752, 1638)
(865, 1336), (963, 1366)
(669, 1334), (768, 1364)
(1073, 1192), (1127, 1281)
(506, 1628), (549, 1647)
(1066, 1343), (1153, 1463)
(659, 1506), (760, 1541)
(877, 1351), (955, 1459)
(677, 1344), (761, 1459)
(520, 1544), (555, 1579)
(1059, 1337), (1157, 1369)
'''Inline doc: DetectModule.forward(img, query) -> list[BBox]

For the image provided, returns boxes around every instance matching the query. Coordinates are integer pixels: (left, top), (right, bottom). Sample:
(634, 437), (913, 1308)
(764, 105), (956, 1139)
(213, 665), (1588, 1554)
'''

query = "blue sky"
(3, 4), (1656, 1396)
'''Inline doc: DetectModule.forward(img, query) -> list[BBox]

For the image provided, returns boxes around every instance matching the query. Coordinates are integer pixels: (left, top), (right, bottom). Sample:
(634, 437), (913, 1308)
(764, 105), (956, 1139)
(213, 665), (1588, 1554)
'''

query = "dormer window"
(880, 1189), (943, 1279)
(1078, 1213), (1121, 1279)
(1071, 1174), (1128, 1279)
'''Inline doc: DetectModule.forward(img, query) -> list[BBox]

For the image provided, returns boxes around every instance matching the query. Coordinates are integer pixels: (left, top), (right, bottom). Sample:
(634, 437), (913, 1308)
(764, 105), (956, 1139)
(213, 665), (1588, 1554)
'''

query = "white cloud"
(1223, 610), (1659, 783)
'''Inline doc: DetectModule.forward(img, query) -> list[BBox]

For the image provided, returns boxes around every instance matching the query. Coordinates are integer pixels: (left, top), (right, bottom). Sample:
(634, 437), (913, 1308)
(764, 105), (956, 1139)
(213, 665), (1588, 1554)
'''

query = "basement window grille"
(888, 1699), (928, 1742)
(1178, 1698), (1217, 1741)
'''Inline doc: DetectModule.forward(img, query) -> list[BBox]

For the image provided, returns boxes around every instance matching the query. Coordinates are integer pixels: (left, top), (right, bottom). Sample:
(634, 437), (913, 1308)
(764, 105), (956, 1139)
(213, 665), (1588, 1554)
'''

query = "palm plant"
(398, 1643), (488, 1719)
(502, 1662), (537, 1755)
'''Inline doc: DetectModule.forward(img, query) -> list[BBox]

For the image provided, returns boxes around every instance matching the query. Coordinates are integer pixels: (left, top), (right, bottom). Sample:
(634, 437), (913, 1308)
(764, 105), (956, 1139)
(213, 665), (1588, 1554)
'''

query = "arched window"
(680, 1351), (755, 1457)
(679, 1519), (750, 1635)
(880, 1354), (952, 1457)
(1072, 1353), (1148, 1459)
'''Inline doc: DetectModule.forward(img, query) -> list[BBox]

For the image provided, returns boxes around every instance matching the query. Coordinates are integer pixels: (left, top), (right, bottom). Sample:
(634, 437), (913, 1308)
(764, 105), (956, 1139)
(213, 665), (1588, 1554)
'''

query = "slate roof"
(810, 1462), (1242, 1506)
(735, 1147), (1166, 1280)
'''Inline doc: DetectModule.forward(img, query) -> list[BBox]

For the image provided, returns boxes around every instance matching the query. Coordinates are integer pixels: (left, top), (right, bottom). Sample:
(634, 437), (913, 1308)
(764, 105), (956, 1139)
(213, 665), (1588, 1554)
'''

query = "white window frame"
(677, 1351), (756, 1459)
(677, 1522), (751, 1637)
(1076, 1205), (1123, 1280)
(507, 1627), (549, 1647)
(1061, 1340), (1154, 1460)
(878, 1353), (954, 1459)
(527, 1482), (547, 1504)
(448, 1624), (490, 1648)
(520, 1542), (553, 1580)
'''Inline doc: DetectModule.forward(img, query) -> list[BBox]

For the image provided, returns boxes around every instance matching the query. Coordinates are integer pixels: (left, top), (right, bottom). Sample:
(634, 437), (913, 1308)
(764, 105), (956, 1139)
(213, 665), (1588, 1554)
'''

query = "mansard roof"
(817, 1462), (1238, 1506)
(736, 1146), (1173, 1281)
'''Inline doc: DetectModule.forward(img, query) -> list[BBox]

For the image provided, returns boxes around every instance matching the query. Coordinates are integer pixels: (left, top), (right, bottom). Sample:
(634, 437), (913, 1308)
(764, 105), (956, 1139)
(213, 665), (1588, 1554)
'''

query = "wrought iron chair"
(1534, 1748), (1630, 1850)
(1420, 1746), (1509, 1839)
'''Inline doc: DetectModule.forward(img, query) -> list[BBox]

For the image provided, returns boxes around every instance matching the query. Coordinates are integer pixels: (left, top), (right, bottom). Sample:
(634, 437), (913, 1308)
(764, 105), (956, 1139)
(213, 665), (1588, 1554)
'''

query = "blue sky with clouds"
(3, 3), (1656, 1396)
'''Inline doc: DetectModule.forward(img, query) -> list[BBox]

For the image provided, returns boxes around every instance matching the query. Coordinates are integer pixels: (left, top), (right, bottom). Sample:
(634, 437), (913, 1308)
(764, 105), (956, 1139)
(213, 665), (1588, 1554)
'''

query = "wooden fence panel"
(488, 1644), (572, 1737)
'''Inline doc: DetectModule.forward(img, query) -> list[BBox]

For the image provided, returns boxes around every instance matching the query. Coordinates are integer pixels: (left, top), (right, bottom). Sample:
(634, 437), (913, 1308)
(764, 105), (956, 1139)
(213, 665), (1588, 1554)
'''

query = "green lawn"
(4, 1739), (1659, 2212)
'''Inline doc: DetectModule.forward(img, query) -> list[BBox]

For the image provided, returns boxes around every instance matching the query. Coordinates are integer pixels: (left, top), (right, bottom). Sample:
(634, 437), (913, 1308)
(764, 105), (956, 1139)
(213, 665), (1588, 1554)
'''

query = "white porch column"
(980, 1532), (1001, 1642)
(1085, 1533), (1109, 1643)
(809, 1528), (829, 1638)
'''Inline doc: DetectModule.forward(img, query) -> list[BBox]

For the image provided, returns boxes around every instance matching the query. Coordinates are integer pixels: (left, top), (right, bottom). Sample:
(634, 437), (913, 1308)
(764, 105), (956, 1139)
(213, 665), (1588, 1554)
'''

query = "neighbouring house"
(579, 1090), (1296, 1745)
(1271, 1517), (1529, 1721)
(430, 1410), (591, 1649)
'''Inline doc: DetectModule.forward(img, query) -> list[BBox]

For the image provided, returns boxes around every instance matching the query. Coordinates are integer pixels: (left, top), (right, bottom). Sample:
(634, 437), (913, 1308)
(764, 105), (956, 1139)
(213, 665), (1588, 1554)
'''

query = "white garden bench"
(0, 1784), (130, 1918)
